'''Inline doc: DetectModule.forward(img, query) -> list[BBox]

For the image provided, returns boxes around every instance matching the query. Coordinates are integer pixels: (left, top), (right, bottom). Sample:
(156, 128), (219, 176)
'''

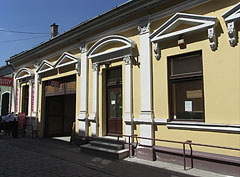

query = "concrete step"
(91, 136), (125, 145)
(80, 144), (129, 160)
(90, 140), (124, 150)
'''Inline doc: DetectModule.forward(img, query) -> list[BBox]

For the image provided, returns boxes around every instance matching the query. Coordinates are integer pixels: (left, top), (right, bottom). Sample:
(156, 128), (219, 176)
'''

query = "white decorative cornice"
(150, 13), (218, 59)
(222, 3), (240, 47)
(79, 43), (88, 53)
(55, 52), (79, 68)
(92, 63), (98, 71)
(36, 60), (54, 74)
(87, 35), (138, 62)
(15, 68), (34, 80)
(138, 23), (150, 35)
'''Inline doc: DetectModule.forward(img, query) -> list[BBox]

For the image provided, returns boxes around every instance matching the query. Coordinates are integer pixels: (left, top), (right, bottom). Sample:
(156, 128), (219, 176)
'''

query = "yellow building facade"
(7, 0), (239, 175)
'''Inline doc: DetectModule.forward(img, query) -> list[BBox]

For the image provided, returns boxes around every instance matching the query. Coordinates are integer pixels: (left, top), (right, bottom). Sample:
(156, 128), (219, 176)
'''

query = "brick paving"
(0, 137), (115, 177)
(0, 135), (223, 177)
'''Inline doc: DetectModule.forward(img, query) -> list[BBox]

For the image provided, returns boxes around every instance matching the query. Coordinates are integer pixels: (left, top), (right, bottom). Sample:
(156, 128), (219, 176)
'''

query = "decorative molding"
(123, 55), (133, 65)
(222, 3), (240, 47)
(36, 60), (54, 74)
(208, 27), (217, 51)
(227, 21), (237, 47)
(138, 23), (150, 35)
(55, 52), (79, 68)
(15, 68), (33, 80)
(153, 42), (160, 60)
(87, 35), (137, 63)
(91, 63), (98, 72)
(75, 59), (81, 76)
(79, 43), (88, 53)
(167, 122), (240, 133)
(150, 13), (218, 59)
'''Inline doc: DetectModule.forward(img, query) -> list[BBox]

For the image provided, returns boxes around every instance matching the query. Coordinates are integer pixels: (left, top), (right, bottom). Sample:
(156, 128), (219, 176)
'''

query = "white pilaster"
(78, 44), (89, 137)
(123, 56), (133, 142)
(138, 23), (154, 146)
(89, 63), (99, 137)
(28, 80), (33, 116)
(12, 75), (17, 113)
(33, 65), (39, 117)
(17, 82), (21, 113)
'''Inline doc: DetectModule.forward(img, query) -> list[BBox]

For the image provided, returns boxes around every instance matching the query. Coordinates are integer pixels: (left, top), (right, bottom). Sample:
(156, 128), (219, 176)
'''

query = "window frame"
(168, 51), (205, 122)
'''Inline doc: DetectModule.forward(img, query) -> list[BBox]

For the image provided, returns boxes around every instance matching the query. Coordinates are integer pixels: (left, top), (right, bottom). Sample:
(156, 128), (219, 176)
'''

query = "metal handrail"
(106, 134), (240, 170)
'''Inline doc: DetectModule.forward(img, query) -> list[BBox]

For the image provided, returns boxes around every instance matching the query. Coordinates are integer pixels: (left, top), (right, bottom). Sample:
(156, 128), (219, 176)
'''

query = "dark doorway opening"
(106, 67), (122, 135)
(22, 85), (29, 114)
(44, 75), (76, 137)
(1, 92), (9, 116)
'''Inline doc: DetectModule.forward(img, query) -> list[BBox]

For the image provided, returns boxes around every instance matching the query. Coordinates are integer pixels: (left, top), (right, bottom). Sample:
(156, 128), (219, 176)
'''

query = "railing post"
(128, 136), (131, 157)
(183, 142), (186, 170)
(188, 142), (193, 169)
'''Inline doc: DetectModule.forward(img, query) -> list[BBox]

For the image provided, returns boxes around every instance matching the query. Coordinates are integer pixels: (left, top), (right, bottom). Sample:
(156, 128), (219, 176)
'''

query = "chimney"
(50, 23), (58, 38)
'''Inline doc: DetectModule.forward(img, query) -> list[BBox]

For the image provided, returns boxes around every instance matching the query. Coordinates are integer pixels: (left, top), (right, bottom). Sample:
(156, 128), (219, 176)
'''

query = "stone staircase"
(80, 137), (129, 159)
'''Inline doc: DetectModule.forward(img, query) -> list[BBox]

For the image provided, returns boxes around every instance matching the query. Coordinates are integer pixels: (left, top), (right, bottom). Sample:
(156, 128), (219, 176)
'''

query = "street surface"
(0, 135), (222, 177)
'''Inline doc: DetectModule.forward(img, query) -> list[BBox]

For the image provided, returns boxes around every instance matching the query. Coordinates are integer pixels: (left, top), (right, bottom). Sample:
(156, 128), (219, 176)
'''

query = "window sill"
(166, 121), (240, 133)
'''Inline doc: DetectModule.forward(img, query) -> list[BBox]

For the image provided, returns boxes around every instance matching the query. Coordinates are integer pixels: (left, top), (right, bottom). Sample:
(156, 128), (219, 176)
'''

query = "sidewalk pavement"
(0, 135), (231, 177)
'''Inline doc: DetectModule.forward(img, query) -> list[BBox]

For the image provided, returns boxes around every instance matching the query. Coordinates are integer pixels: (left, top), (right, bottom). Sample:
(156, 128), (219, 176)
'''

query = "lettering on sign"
(0, 77), (13, 87)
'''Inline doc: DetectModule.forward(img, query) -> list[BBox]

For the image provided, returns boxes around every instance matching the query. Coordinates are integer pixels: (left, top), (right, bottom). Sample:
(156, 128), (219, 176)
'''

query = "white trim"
(89, 63), (99, 137)
(12, 76), (17, 113)
(28, 80), (33, 116)
(36, 60), (54, 74)
(55, 52), (79, 68)
(36, 52), (79, 74)
(138, 22), (154, 121)
(33, 65), (39, 117)
(87, 35), (137, 62)
(222, 3), (240, 47)
(150, 13), (218, 59)
(222, 2), (240, 22)
(167, 122), (240, 133)
(124, 56), (134, 143)
(17, 82), (20, 113)
(78, 44), (89, 137)
(15, 68), (33, 80)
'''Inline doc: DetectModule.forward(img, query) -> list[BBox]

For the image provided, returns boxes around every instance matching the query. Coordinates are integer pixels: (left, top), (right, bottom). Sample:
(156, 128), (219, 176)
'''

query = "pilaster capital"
(92, 63), (99, 72)
(34, 64), (39, 71)
(29, 79), (33, 86)
(138, 23), (150, 35)
(80, 43), (88, 53)
(123, 56), (133, 65)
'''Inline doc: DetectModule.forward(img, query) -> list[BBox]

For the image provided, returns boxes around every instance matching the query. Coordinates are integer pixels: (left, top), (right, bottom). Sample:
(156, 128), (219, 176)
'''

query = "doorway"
(106, 67), (122, 135)
(1, 92), (10, 116)
(44, 75), (76, 137)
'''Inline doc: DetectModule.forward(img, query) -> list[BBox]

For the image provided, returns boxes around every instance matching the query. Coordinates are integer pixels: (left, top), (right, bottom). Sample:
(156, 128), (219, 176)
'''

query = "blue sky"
(0, 0), (128, 66)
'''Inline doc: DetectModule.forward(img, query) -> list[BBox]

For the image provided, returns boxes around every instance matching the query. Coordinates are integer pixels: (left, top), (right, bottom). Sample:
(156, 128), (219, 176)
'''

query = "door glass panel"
(116, 89), (122, 118)
(110, 90), (117, 118)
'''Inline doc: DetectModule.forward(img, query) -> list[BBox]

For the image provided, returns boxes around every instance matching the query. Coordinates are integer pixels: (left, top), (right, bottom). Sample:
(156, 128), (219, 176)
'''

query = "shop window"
(168, 51), (204, 121)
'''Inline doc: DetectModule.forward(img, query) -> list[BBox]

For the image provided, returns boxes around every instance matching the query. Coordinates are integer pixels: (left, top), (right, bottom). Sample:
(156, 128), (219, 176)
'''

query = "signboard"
(0, 77), (13, 87)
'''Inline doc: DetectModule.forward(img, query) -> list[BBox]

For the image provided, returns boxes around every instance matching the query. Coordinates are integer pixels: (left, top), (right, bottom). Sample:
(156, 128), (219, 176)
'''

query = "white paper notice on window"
(185, 101), (192, 112)
(111, 100), (116, 105)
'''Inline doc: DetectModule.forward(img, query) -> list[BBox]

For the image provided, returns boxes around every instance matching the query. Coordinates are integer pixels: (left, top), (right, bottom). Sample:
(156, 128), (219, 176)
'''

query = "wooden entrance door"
(107, 87), (122, 134)
(106, 67), (122, 135)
